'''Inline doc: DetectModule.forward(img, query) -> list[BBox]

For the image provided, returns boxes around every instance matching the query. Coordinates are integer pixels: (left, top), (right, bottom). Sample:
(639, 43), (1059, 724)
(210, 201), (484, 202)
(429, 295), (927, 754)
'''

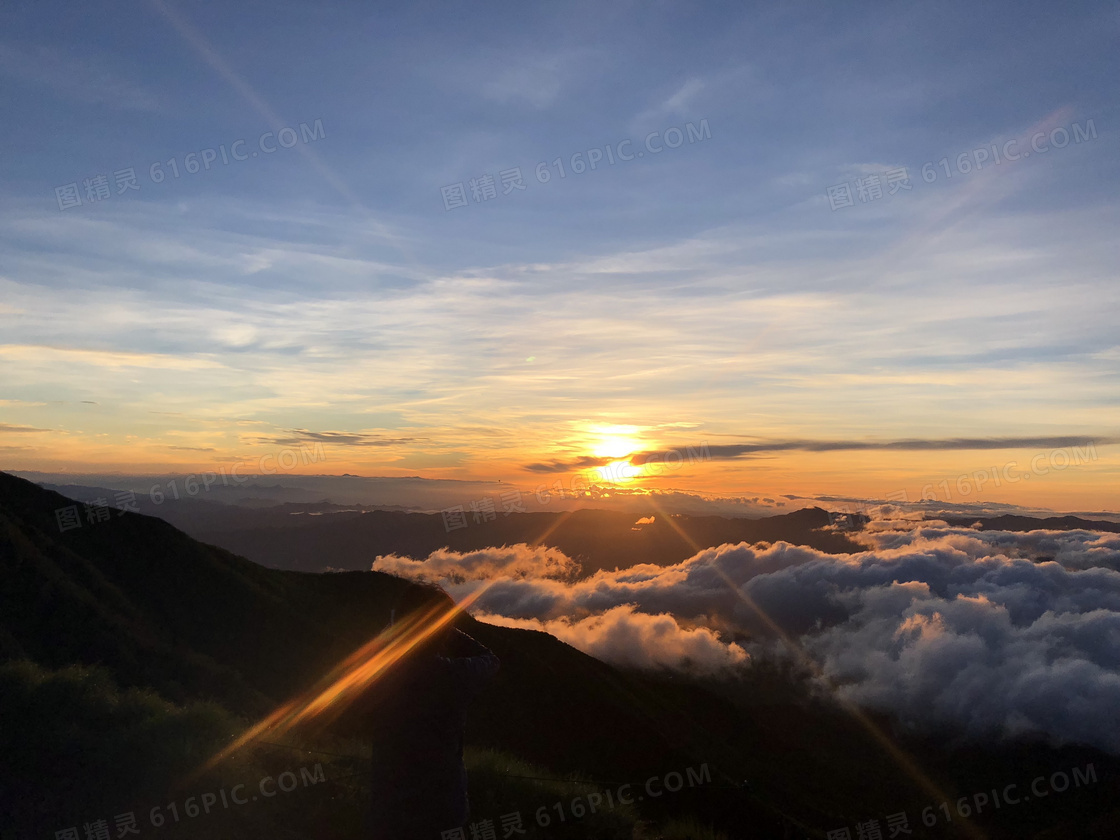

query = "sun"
(597, 459), (641, 483)
(584, 425), (646, 483)
(590, 432), (642, 460)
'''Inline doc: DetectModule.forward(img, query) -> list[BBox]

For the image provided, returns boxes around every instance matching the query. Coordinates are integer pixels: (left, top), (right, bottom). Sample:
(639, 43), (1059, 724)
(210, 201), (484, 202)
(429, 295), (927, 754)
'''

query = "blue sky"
(1, 0), (1118, 509)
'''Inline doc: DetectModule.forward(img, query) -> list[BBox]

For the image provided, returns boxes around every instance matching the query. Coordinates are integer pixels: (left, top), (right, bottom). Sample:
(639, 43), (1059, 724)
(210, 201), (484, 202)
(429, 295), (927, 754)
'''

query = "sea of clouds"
(372, 512), (1120, 754)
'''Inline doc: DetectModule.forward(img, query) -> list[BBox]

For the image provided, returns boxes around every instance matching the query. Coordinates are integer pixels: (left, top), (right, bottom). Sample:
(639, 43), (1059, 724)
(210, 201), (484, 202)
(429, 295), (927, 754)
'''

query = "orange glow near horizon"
(1, 429), (1117, 512)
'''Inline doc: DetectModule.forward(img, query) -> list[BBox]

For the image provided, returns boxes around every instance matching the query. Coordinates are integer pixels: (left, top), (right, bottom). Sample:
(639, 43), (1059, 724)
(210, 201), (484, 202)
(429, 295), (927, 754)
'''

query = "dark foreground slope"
(2, 471), (1117, 840)
(0, 472), (794, 839)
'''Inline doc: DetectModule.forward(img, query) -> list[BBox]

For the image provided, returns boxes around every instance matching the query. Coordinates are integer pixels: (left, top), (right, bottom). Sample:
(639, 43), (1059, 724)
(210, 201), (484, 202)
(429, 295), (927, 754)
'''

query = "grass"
(0, 659), (368, 840)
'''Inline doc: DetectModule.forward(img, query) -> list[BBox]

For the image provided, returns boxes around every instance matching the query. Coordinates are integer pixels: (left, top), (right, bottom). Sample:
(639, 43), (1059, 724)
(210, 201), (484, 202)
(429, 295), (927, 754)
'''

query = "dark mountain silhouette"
(3, 471), (1117, 839)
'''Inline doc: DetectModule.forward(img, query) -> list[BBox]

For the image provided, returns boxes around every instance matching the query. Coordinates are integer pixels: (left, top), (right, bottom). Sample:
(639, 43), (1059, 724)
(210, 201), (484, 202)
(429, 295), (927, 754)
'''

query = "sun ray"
(531, 507), (576, 547)
(190, 583), (493, 782)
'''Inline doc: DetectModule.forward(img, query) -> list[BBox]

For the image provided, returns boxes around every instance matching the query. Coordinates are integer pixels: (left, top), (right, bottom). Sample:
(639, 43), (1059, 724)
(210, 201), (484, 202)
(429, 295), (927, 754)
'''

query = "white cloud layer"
(475, 605), (749, 674)
(374, 522), (1120, 753)
(374, 543), (580, 584)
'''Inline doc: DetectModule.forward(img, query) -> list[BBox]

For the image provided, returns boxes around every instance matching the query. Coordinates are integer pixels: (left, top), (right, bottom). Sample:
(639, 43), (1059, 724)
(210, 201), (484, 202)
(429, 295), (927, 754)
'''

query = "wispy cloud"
(633, 437), (1117, 462)
(524, 455), (616, 473)
(630, 77), (710, 130)
(524, 437), (1116, 472)
(0, 344), (225, 371)
(473, 49), (590, 109)
(0, 43), (164, 112)
(252, 429), (420, 448)
(0, 423), (54, 434)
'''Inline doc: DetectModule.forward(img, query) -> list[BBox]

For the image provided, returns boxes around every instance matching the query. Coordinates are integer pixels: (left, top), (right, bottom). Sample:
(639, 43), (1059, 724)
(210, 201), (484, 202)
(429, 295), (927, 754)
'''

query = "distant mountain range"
(38, 479), (1120, 578)
(3, 471), (1117, 839)
(35, 482), (865, 574)
(942, 513), (1120, 533)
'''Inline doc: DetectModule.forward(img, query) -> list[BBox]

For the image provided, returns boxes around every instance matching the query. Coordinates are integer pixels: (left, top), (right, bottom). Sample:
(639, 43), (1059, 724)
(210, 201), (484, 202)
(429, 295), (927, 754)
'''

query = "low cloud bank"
(372, 521), (1120, 753)
(374, 543), (580, 584)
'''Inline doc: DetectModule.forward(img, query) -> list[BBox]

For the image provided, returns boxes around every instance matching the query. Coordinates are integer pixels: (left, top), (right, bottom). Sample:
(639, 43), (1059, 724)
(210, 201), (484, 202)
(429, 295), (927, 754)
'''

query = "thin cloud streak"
(523, 437), (1116, 472)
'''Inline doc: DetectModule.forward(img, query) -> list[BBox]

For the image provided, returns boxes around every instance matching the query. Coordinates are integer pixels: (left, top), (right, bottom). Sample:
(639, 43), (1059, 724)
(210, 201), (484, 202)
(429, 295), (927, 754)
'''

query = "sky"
(1, 0), (1118, 511)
